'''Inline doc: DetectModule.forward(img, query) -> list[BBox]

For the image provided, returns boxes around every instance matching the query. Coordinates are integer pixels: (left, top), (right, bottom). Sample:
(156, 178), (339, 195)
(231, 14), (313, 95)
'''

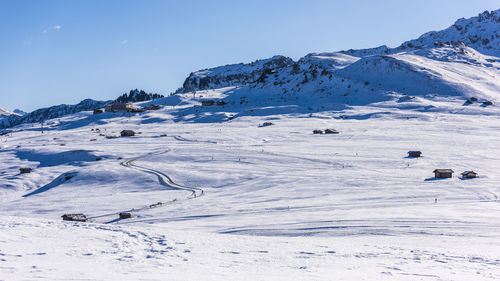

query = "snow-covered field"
(1, 103), (499, 280)
(1, 10), (500, 279)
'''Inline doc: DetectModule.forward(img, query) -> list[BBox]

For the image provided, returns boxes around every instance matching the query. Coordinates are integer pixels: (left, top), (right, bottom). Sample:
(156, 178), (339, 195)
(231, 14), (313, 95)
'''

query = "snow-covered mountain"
(0, 107), (24, 117)
(169, 9), (499, 119)
(0, 107), (25, 130)
(13, 109), (27, 116)
(1, 99), (111, 129)
(342, 9), (500, 58)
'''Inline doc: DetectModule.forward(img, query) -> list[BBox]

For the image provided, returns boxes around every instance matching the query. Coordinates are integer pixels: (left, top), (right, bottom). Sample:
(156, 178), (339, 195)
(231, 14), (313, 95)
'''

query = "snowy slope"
(342, 9), (500, 57)
(165, 44), (499, 122)
(1, 215), (498, 281)
(169, 9), (500, 118)
(1, 105), (500, 280)
(337, 44), (500, 101)
(298, 52), (360, 70)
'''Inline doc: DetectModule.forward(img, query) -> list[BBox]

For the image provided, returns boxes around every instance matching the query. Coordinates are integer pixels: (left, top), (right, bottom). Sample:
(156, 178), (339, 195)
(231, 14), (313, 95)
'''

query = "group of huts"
(407, 150), (478, 179)
(93, 102), (161, 114)
(201, 100), (226, 106)
(313, 128), (339, 134)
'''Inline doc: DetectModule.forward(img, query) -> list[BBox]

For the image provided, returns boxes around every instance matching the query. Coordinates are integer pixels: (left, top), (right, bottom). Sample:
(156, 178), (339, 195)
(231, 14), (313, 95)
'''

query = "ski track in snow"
(86, 149), (204, 224)
(120, 149), (204, 199)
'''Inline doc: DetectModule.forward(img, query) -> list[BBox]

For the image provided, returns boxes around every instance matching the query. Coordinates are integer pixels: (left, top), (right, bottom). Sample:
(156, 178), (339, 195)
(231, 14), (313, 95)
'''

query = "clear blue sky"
(0, 0), (498, 112)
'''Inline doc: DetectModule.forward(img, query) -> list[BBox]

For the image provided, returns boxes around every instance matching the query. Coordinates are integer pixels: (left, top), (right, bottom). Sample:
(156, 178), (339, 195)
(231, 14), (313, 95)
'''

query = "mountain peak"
(341, 9), (500, 57)
(0, 107), (23, 117)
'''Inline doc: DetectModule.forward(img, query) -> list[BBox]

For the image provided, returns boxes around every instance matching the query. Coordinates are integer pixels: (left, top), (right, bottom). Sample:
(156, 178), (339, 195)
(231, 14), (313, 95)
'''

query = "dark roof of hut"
(433, 169), (454, 173)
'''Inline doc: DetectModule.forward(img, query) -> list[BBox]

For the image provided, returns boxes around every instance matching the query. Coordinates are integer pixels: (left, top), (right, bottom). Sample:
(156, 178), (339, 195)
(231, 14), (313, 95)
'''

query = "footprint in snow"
(298, 251), (316, 255)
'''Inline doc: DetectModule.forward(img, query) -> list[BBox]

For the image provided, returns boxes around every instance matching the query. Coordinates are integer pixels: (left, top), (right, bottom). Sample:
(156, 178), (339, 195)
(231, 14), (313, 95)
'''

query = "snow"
(341, 9), (500, 57)
(337, 46), (500, 102)
(1, 215), (499, 280)
(1, 8), (500, 280)
(1, 103), (500, 279)
(298, 52), (360, 70)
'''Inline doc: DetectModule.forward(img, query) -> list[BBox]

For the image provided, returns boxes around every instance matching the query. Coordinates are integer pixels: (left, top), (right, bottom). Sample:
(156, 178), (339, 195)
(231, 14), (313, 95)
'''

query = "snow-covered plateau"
(1, 103), (500, 280)
(1, 9), (500, 281)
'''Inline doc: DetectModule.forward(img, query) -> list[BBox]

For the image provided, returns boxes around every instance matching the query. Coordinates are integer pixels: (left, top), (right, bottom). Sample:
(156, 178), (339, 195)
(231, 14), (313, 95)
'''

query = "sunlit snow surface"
(1, 102), (499, 280)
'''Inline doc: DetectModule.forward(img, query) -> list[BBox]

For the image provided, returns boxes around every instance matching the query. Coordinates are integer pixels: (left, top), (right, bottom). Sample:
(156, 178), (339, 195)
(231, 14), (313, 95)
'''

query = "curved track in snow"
(88, 149), (203, 223)
(120, 149), (204, 199)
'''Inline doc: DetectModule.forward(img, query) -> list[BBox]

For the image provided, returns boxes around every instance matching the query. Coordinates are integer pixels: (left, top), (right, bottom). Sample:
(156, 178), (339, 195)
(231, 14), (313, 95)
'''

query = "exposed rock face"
(179, 55), (294, 93)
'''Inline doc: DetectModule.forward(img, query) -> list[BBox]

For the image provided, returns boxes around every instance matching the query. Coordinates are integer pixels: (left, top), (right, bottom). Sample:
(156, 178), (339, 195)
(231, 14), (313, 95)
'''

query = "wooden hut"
(61, 214), (87, 222)
(120, 130), (135, 137)
(201, 100), (215, 106)
(324, 129), (339, 134)
(461, 171), (478, 179)
(433, 169), (454, 178)
(119, 212), (132, 219)
(19, 168), (32, 174)
(313, 130), (323, 134)
(408, 151), (422, 158)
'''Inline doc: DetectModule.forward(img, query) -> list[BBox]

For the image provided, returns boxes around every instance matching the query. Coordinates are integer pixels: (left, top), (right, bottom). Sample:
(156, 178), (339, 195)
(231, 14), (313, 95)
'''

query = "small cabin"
(261, 122), (274, 127)
(201, 100), (215, 106)
(119, 212), (131, 219)
(19, 168), (32, 174)
(324, 129), (339, 134)
(93, 109), (103, 114)
(461, 171), (478, 179)
(120, 130), (135, 137)
(434, 169), (454, 178)
(62, 213), (87, 222)
(313, 130), (323, 134)
(408, 151), (422, 158)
